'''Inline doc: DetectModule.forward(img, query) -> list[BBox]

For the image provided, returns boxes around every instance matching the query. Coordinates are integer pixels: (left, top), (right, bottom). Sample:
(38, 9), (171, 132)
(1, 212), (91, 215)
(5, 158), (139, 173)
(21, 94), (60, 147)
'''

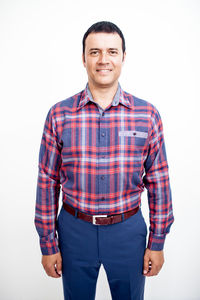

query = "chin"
(96, 78), (115, 86)
(98, 81), (112, 85)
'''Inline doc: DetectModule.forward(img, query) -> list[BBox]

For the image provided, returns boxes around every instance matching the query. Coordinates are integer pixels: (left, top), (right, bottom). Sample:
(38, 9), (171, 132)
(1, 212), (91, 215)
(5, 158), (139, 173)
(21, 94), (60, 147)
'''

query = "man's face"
(83, 32), (126, 88)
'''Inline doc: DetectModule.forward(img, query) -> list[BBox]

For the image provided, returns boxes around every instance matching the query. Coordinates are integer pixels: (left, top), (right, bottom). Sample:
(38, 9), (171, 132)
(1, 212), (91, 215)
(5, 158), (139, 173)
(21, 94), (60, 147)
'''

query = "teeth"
(97, 69), (111, 72)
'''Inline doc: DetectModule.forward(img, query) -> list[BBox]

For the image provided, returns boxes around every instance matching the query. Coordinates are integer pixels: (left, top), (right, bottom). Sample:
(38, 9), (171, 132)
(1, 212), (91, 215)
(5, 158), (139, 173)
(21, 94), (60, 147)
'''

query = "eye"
(90, 51), (99, 56)
(109, 50), (118, 55)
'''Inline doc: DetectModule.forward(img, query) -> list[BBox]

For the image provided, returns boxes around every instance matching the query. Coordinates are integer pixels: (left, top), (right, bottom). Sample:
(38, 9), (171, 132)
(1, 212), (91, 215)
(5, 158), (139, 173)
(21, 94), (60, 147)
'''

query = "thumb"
(143, 254), (149, 275)
(56, 256), (62, 276)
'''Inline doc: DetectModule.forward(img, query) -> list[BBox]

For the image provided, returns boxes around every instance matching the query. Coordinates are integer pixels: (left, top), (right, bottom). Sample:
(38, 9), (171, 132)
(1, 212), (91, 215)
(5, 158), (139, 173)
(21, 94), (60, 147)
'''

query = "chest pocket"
(118, 130), (148, 147)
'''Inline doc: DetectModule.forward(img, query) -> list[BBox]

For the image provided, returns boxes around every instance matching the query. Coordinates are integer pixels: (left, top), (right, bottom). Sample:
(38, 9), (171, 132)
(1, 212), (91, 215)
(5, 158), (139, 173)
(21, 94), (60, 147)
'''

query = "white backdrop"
(0, 0), (199, 299)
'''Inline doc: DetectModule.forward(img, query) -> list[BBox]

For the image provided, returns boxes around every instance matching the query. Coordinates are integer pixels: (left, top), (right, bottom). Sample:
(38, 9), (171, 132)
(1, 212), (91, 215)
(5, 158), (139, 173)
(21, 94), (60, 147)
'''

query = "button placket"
(99, 114), (107, 205)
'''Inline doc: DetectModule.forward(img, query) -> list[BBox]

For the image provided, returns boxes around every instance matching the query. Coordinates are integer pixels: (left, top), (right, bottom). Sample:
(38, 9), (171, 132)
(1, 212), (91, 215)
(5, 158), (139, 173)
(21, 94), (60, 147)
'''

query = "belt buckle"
(92, 214), (107, 225)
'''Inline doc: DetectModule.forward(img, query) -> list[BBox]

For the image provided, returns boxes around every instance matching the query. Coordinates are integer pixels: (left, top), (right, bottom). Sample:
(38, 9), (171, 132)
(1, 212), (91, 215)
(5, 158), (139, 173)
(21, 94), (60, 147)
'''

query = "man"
(35, 21), (174, 300)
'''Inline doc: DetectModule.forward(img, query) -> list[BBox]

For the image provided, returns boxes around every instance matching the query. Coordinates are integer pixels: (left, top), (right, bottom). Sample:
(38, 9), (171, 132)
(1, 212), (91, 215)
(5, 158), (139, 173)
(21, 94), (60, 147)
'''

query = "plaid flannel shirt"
(35, 83), (174, 255)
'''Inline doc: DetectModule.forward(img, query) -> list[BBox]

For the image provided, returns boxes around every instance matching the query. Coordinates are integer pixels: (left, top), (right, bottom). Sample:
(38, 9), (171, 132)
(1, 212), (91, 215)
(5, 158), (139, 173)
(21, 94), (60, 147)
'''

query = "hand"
(42, 252), (62, 278)
(143, 248), (164, 277)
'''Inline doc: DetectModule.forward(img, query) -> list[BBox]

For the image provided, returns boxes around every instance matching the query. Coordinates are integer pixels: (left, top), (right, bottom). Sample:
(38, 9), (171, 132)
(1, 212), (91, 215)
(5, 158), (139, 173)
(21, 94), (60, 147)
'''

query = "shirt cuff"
(39, 235), (60, 255)
(147, 231), (166, 251)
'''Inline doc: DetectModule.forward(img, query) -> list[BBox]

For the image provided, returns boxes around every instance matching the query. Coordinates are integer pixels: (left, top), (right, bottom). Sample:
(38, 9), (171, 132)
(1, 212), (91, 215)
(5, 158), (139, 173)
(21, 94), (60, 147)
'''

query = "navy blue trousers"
(57, 205), (147, 300)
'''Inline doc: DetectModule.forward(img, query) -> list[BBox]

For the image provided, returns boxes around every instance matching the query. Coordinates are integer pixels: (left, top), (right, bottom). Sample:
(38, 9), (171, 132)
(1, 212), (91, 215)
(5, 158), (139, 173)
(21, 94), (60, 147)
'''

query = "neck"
(88, 81), (119, 109)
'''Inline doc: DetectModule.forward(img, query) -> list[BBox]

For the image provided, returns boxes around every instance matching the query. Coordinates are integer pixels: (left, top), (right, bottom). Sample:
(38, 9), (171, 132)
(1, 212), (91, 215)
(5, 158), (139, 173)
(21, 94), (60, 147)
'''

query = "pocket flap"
(119, 130), (148, 138)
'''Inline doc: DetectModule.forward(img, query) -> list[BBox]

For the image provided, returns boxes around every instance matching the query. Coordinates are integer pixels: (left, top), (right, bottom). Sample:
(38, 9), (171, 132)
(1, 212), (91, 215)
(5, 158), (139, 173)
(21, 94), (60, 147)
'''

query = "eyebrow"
(89, 48), (119, 51)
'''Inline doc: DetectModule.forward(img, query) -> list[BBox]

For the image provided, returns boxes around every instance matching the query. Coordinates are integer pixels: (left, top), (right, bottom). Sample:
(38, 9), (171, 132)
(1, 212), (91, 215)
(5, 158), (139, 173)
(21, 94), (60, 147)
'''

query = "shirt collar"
(76, 83), (133, 111)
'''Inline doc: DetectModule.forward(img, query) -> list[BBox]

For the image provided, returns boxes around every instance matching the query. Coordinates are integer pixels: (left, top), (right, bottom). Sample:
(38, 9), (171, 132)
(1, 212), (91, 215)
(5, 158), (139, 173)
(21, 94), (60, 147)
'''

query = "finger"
(56, 259), (62, 276)
(144, 261), (152, 276)
(145, 262), (159, 277)
(45, 264), (60, 278)
(143, 256), (150, 275)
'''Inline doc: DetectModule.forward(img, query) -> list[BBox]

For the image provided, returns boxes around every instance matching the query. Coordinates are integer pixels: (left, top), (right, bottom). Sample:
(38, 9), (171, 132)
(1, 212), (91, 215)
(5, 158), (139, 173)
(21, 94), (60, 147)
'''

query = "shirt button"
(101, 132), (105, 137)
(101, 197), (105, 201)
(133, 132), (136, 136)
(101, 175), (105, 180)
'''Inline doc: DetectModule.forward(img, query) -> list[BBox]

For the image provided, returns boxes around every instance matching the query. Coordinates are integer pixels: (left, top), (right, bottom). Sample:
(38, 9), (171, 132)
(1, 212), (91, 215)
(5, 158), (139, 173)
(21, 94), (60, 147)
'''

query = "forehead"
(85, 32), (122, 50)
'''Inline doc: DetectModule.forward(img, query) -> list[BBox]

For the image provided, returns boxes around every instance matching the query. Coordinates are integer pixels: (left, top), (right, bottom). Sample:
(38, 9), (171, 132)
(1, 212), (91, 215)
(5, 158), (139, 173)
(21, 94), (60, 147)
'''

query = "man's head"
(82, 21), (126, 60)
(82, 21), (126, 89)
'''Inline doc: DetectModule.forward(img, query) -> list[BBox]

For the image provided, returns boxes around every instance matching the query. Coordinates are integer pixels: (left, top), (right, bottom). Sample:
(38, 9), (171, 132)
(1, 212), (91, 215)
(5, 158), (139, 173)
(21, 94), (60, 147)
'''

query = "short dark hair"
(82, 21), (126, 56)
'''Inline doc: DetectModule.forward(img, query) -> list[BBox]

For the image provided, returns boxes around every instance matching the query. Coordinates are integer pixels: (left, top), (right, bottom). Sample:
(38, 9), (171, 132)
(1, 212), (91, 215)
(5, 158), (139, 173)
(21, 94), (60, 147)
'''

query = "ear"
(82, 53), (86, 67)
(122, 51), (126, 64)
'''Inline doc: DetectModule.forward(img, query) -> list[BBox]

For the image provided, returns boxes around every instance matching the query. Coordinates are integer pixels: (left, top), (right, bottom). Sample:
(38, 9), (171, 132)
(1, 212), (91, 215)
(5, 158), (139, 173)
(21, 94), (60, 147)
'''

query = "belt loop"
(121, 212), (124, 221)
(74, 209), (78, 218)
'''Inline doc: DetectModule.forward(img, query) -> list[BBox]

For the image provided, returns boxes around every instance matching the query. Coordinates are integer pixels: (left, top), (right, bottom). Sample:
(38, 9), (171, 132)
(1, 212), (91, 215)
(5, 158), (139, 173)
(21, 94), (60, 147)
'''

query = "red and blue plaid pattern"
(35, 84), (174, 255)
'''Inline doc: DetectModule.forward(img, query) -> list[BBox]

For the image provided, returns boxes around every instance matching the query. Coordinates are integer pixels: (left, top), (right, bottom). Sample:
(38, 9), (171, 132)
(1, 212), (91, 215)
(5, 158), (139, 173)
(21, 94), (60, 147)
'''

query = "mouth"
(96, 69), (112, 73)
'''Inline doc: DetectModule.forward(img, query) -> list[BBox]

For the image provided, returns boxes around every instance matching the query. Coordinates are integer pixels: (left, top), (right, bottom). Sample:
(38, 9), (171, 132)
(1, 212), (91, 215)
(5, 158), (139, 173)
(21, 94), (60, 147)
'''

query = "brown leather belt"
(63, 202), (140, 225)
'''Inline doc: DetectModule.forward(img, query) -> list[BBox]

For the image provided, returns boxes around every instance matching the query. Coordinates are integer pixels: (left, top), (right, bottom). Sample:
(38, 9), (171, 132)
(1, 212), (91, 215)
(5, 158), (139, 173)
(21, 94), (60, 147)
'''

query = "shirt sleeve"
(34, 107), (62, 255)
(143, 107), (174, 251)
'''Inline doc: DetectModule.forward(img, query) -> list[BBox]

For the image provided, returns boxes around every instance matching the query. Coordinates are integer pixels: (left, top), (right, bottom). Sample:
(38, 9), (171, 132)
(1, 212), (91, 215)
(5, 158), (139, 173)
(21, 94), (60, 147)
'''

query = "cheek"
(114, 64), (123, 74)
(112, 59), (123, 70)
(86, 61), (96, 72)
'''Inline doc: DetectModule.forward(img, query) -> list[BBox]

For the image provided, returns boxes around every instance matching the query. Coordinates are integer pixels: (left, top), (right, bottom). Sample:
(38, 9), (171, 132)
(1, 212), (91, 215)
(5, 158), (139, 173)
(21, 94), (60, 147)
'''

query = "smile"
(96, 69), (112, 73)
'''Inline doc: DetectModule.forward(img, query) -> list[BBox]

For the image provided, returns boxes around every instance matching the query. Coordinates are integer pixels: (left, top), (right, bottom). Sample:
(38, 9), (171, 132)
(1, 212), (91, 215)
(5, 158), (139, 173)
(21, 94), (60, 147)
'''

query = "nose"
(98, 52), (109, 64)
